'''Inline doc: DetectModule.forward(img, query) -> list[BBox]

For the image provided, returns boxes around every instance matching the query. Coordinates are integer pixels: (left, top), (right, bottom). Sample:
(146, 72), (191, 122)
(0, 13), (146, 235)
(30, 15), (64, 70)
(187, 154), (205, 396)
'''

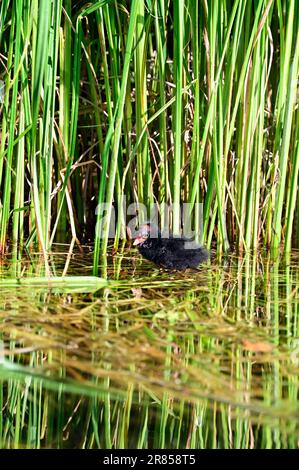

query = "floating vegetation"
(0, 248), (298, 448)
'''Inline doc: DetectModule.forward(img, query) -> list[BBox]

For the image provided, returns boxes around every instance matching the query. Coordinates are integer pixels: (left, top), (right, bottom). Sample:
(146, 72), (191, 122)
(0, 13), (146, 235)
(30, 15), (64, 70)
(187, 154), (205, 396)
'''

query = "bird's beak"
(133, 235), (145, 246)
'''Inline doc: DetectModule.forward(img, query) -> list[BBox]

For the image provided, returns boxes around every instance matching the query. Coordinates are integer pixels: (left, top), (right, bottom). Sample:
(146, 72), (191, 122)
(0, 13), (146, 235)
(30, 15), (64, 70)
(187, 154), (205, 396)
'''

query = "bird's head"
(133, 222), (160, 246)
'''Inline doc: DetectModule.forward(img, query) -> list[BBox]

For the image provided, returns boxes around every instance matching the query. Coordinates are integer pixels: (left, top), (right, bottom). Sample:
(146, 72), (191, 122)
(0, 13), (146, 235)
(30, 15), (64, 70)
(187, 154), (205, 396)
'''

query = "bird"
(133, 222), (209, 270)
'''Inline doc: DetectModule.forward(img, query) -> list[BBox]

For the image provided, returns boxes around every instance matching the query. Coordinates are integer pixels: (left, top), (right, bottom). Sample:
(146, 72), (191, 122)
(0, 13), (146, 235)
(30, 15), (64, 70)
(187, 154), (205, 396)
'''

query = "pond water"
(0, 246), (298, 448)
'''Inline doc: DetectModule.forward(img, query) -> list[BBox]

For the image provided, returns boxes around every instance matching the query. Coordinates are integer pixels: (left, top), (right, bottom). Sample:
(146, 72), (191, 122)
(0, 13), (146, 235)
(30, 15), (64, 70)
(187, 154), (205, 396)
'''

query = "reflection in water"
(0, 246), (298, 448)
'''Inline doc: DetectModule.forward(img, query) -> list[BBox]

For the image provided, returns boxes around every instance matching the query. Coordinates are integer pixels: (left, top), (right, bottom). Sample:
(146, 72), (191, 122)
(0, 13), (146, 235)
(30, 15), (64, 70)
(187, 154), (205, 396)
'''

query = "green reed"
(0, 248), (298, 448)
(0, 0), (298, 264)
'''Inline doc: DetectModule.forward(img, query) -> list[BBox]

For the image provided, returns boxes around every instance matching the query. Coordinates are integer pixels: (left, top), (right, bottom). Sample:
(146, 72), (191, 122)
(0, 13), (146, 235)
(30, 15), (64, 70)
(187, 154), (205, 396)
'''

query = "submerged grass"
(0, 248), (298, 448)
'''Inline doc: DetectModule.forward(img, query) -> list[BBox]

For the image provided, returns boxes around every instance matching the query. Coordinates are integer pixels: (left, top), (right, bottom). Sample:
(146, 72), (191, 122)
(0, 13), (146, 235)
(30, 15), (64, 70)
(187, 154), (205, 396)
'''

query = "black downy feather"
(134, 223), (209, 270)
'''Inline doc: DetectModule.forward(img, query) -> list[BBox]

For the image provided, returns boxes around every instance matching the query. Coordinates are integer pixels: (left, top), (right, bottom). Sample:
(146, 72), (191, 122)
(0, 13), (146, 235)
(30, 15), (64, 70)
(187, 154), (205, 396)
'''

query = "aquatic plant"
(0, 0), (298, 267)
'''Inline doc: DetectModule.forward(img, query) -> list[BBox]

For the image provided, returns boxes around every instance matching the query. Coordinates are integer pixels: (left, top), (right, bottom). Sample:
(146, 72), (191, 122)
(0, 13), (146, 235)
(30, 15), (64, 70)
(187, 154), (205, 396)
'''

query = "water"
(0, 246), (298, 448)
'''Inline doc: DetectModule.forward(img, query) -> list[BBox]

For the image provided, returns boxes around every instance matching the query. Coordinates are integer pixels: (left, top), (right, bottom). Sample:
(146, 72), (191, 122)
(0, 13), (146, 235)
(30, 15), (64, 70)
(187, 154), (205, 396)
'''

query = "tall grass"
(0, 0), (298, 265)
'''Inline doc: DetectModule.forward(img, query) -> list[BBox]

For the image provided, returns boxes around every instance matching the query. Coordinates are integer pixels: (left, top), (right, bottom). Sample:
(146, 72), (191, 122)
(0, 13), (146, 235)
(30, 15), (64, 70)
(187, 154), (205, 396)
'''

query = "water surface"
(0, 246), (298, 448)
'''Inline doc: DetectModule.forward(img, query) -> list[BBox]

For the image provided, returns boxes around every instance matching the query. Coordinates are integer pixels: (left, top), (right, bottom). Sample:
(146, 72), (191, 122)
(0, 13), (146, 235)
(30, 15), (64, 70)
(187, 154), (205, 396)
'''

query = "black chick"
(133, 222), (209, 270)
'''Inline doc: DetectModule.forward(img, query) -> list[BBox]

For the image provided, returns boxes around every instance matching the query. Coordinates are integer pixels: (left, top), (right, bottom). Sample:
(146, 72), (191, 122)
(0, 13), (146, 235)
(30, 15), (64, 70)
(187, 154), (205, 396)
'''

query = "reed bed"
(0, 0), (299, 451)
(0, 0), (298, 267)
